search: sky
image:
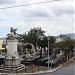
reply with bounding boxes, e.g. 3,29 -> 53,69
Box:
0,0 -> 74,37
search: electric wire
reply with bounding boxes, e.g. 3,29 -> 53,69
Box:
0,0 -> 59,9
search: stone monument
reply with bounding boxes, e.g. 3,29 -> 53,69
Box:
5,27 -> 20,66
0,28 -> 25,72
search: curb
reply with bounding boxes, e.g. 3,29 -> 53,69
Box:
0,65 -> 62,75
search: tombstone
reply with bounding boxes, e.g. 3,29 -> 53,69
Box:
40,47 -> 42,58
31,44 -> 36,55
60,50 -> 63,55
5,28 -> 20,66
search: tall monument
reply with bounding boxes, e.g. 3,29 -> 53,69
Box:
5,27 -> 20,66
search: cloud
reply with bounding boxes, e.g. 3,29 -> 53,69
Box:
29,10 -> 49,17
52,1 -> 74,15
21,0 -> 74,19
0,0 -> 15,4
32,16 -> 74,36
0,0 -> 74,37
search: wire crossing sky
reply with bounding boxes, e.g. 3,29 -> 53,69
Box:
0,0 -> 74,37
0,0 -> 60,9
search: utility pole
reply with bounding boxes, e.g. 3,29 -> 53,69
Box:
48,37 -> 50,70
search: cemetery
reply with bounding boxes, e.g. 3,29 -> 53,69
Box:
0,28 -> 75,73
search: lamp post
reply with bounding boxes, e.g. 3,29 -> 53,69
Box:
73,47 -> 75,57
67,54 -> 69,60
47,37 -> 50,70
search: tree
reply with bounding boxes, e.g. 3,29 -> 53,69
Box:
37,36 -> 48,48
18,27 -> 57,55
37,36 -> 56,48
48,36 -> 56,44
18,27 -> 45,48
55,37 -> 75,58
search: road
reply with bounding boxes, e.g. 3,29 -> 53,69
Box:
36,62 -> 75,75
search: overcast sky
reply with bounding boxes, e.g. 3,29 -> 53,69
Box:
0,0 -> 74,37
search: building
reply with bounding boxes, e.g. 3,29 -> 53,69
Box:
0,40 -> 2,49
0,37 -> 6,49
55,33 -> 75,43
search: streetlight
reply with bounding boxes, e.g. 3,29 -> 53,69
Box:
73,47 -> 75,57
47,37 -> 50,70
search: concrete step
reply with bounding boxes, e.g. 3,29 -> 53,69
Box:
0,64 -> 25,72
13,64 -> 25,71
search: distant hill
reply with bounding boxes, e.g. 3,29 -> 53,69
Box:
54,33 -> 75,39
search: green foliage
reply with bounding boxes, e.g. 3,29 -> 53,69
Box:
37,36 -> 48,48
55,38 -> 75,55
18,27 -> 45,48
0,49 -> 2,54
24,44 -> 32,49
27,27 -> 45,45
18,27 -> 56,49
37,36 -> 56,48
48,36 -> 56,44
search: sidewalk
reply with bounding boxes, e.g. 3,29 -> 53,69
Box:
0,57 -> 74,75
19,66 -> 61,75
62,57 -> 75,67
0,65 -> 62,75
18,65 -> 48,73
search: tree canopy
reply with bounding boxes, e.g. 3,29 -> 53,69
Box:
18,27 -> 56,48
55,37 -> 75,55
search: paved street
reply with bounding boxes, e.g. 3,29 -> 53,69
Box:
36,62 -> 75,75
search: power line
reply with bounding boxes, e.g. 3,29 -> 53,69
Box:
0,0 -> 59,9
